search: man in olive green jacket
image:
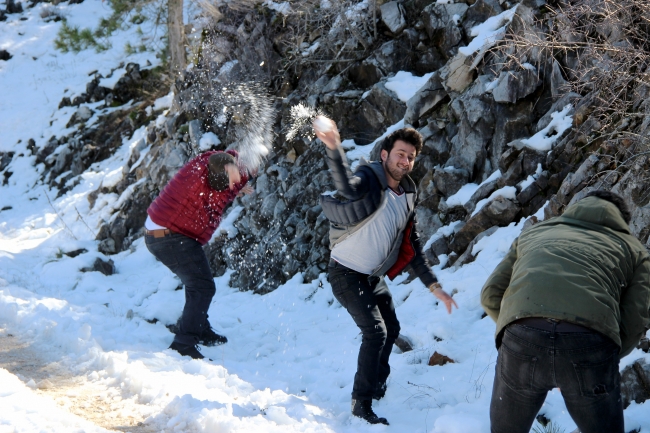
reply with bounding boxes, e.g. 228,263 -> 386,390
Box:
481,190 -> 650,433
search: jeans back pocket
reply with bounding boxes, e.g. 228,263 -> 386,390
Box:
500,342 -> 538,392
572,349 -> 619,398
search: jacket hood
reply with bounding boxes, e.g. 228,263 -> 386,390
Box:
561,196 -> 631,234
358,159 -> 416,193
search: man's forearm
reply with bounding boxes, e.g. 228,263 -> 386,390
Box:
325,146 -> 363,199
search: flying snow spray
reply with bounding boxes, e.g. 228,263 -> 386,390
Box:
220,83 -> 276,174
285,103 -> 330,142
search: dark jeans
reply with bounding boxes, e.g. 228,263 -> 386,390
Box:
145,232 -> 216,346
490,322 -> 623,433
328,261 -> 401,400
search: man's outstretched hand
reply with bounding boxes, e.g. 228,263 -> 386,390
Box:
429,282 -> 458,314
312,116 -> 341,150
237,184 -> 254,197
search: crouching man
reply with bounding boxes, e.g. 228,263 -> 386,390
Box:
314,117 -> 457,425
145,150 -> 253,360
481,190 -> 650,433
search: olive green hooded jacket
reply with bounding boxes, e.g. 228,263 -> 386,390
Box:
481,196 -> 650,357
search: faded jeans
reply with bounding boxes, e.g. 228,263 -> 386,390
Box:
328,260 -> 401,400
490,322 -> 623,433
145,232 -> 216,346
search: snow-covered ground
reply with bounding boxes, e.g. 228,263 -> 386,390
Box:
1,1 -> 650,432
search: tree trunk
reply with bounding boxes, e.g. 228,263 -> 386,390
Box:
168,0 -> 186,76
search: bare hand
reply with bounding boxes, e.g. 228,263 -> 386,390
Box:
225,163 -> 241,190
237,184 -> 254,197
429,283 -> 458,314
312,116 -> 341,150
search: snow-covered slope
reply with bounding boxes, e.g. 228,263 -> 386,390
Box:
1,2 -> 649,432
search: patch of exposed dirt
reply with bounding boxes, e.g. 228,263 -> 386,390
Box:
0,329 -> 158,433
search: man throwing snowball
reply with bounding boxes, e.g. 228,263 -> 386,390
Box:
314,117 -> 457,425
145,150 -> 253,360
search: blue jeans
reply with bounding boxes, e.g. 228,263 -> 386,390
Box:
145,232 -> 216,346
490,322 -> 623,433
328,261 -> 401,400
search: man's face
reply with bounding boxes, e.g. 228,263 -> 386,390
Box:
381,140 -> 417,183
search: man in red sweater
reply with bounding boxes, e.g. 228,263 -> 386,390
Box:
145,150 -> 252,359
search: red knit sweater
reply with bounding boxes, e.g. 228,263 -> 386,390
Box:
147,150 -> 248,245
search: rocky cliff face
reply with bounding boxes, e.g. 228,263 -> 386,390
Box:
10,0 -> 648,295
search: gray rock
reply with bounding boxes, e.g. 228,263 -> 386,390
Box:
462,0 -> 503,37
358,99 -> 387,132
521,215 -> 540,232
626,205 -> 650,248
434,166 -> 470,197
53,146 -> 73,176
82,258 -> 116,276
423,132 -> 451,162
621,359 -> 650,408
423,3 -> 469,40
425,235 -> 450,265
395,334 -> 414,353
380,1 -> 407,34
492,68 -> 541,104
464,179 -> 499,214
498,146 -> 522,173
453,226 -> 498,268
5,0 -> 23,14
66,106 -> 94,128
422,2 -> 468,55
310,75 -> 330,94
0,151 -> 13,172
98,238 -> 116,255
404,73 -> 448,126
322,75 -> 344,93
440,52 -> 474,93
521,148 -> 546,176
273,198 -> 287,220
517,171 -> 548,205
163,148 -> 187,171
446,78 -> 495,177
550,59 -> 569,99
450,196 -> 520,253
556,155 -> 599,205
260,192 -> 280,220
416,206 -> 443,244
414,47 -> 446,74
536,92 -> 580,133
188,119 -> 202,148
489,103 -> 533,171
498,152 -> 524,187
348,59 -> 384,89
373,40 -> 413,76
76,106 -> 94,121
365,81 -> 407,126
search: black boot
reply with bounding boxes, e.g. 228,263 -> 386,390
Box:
351,399 -> 389,425
169,342 -> 206,360
373,382 -> 387,400
200,327 -> 228,346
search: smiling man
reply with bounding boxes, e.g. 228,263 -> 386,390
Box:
314,118 -> 457,425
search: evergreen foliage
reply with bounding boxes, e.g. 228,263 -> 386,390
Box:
54,0 -> 158,53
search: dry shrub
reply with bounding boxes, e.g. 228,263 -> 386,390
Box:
491,0 -> 650,183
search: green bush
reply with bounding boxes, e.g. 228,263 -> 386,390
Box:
54,0 -> 150,53
54,21 -> 111,53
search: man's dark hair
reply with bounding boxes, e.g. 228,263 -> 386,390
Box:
208,152 -> 236,191
584,190 -> 632,224
380,128 -> 423,162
